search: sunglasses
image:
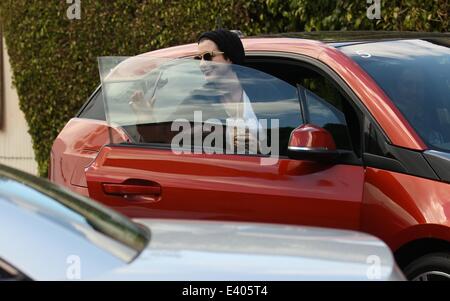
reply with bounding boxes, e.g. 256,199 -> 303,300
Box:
194,51 -> 224,61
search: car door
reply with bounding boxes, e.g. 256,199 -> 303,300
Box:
85,56 -> 364,230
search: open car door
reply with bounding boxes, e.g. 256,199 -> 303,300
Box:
85,55 -> 364,230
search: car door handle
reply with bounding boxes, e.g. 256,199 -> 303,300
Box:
102,183 -> 161,196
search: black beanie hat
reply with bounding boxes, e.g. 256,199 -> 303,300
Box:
198,29 -> 245,65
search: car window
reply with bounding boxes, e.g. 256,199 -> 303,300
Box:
339,39 -> 450,152
300,76 -> 355,151
99,56 -> 361,157
246,59 -> 358,153
0,164 -> 149,263
99,57 -> 303,157
78,88 -> 106,121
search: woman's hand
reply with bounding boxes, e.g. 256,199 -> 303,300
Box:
129,90 -> 156,112
129,90 -> 157,123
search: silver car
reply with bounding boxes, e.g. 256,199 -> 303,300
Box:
0,164 -> 404,281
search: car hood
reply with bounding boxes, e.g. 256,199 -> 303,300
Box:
95,219 -> 404,281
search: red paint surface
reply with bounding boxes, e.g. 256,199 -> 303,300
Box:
361,167 -> 450,250
86,146 -> 364,229
289,124 -> 337,150
50,118 -> 128,191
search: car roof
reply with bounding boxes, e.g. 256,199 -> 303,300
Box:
253,30 -> 450,45
142,31 -> 450,58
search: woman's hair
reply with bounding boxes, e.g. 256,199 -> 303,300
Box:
198,29 -> 245,65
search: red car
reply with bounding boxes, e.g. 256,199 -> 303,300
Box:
51,32 -> 450,280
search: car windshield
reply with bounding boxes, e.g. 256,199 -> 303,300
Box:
0,164 -> 149,262
338,38 -> 450,152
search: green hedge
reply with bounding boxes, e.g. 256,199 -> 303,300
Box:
0,0 -> 447,176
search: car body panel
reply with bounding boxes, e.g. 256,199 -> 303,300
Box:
51,118 -> 128,195
96,219 -> 404,281
85,145 -> 364,229
361,167 -> 450,250
0,183 -> 126,281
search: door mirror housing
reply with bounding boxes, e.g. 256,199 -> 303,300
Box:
287,124 -> 340,162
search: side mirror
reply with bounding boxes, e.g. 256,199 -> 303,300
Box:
287,124 -> 339,162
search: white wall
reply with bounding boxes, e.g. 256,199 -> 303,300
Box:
0,37 -> 38,175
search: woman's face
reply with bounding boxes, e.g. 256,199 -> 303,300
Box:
197,39 -> 232,82
197,39 -> 229,63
